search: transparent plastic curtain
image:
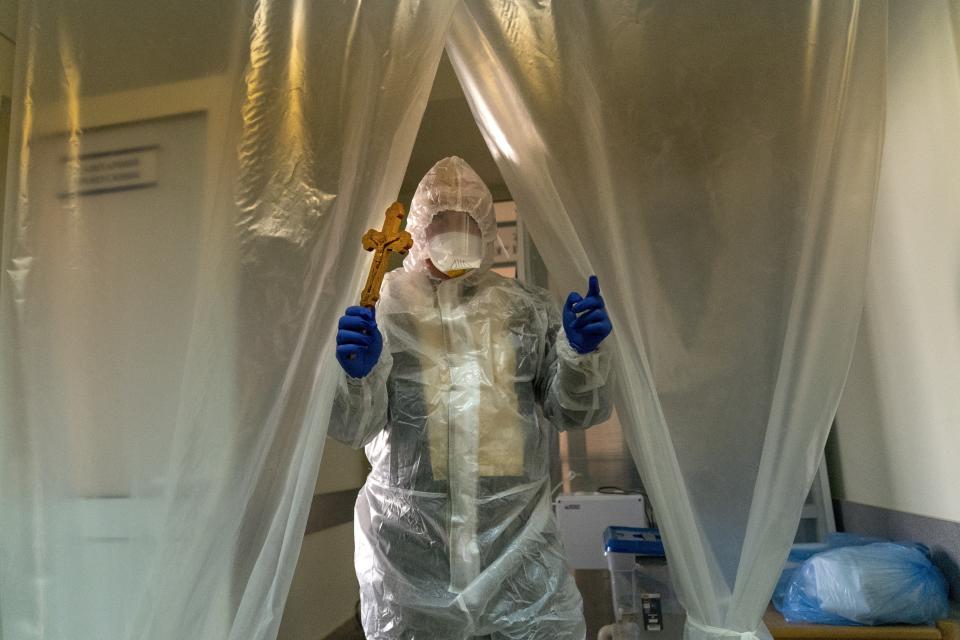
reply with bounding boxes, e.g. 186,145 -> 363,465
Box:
446,2 -> 886,639
0,1 -> 455,639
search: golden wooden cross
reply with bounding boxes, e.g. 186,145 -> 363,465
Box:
360,202 -> 413,308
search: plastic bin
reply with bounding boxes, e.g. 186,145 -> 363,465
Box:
604,526 -> 685,640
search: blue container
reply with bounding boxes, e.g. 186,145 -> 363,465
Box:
604,526 -> 666,557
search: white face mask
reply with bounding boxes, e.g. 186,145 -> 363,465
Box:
427,230 -> 484,274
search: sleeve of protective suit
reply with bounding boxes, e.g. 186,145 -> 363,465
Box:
535,296 -> 614,430
326,348 -> 393,449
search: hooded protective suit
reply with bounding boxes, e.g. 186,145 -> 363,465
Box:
329,157 -> 614,639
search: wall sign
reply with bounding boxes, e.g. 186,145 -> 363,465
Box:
59,145 -> 159,198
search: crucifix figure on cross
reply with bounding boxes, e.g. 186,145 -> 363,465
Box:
359,202 -> 413,308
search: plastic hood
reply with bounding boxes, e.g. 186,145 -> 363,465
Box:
403,156 -> 497,281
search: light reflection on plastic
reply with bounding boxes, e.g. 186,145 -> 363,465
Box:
285,0 -> 307,141
476,96 -> 518,164
801,0 -> 823,121
462,80 -> 519,164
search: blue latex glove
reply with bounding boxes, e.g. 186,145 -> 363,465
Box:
563,275 -> 613,354
336,306 -> 383,378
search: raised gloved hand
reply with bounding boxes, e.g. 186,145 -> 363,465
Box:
336,306 -> 383,378
563,275 -> 613,354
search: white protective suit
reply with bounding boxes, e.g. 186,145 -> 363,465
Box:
329,157 -> 614,639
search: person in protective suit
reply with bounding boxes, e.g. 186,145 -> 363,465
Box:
329,156 -> 614,640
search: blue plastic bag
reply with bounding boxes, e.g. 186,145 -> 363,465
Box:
774,542 -> 949,626
774,534 -> 893,608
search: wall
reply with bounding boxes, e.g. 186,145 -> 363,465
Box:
830,0 -> 960,596
832,0 -> 960,525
